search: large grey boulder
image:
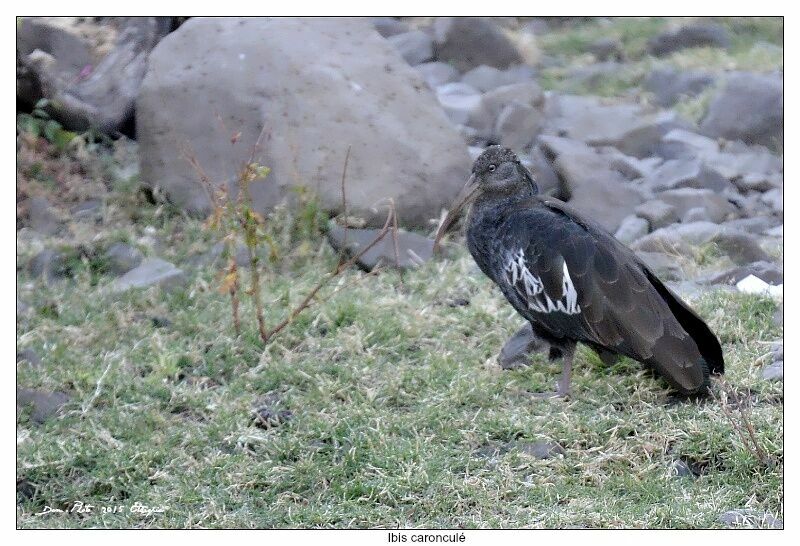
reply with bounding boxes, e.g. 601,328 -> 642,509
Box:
432,17 -> 523,72
700,72 -> 783,148
17,17 -> 171,133
137,18 -> 471,229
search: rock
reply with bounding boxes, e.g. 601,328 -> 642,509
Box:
28,249 -> 68,282
436,82 -> 483,126
414,61 -> 460,89
23,196 -> 61,236
109,257 -> 186,293
105,242 -> 143,275
682,207 -> 712,223
494,102 -> 541,151
644,159 -> 730,192
615,215 -> 650,245
433,17 -> 523,72
527,144 -> 561,197
603,149 -> 662,180
760,360 -> 782,381
70,199 -> 103,220
252,406 -> 293,429
700,72 -> 783,148
138,18 -> 471,229
498,322 -> 549,369
17,17 -> 171,133
773,304 -> 783,327
461,65 -> 508,92
704,261 -> 782,286
470,81 -> 544,134
670,459 -> 696,478
327,225 -> 433,272
647,23 -> 730,56
771,342 -> 783,363
516,441 -> 565,460
634,222 -> 769,266
760,188 -> 783,214
736,275 -> 782,298
539,136 -> 644,233
16,349 -> 41,367
543,94 -> 679,158
635,251 -> 684,282
371,17 -> 409,38
722,216 -> 781,235
733,172 -> 782,193
388,30 -> 434,66
17,298 -> 31,316
656,188 -> 735,223
634,200 -> 678,230
644,68 -> 714,107
718,509 -> 782,529
666,280 -> 735,301
588,37 -> 623,61
765,225 -> 782,238
564,62 -> 623,91
16,388 -> 70,424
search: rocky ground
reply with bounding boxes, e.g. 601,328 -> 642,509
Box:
17,17 -> 782,529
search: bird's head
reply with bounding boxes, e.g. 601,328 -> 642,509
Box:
434,146 -> 537,251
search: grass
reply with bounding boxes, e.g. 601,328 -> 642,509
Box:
17,205 -> 784,527
537,17 -> 783,101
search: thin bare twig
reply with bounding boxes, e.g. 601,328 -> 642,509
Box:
337,147 -> 352,271
261,205 -> 396,345
712,381 -> 770,466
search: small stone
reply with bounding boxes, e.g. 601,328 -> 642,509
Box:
517,441 -> 565,460
588,37 -> 623,61
371,17 -> 409,38
682,207 -> 712,223
435,82 -> 482,126
494,101 -> 541,151
773,304 -> 783,327
433,17 -> 523,72
498,322 -> 549,369
656,188 -> 735,224
736,275 -> 782,298
24,197 -> 61,236
760,188 -> 783,213
388,30 -> 434,66
635,200 -> 678,230
17,298 -> 30,316
761,361 -> 783,381
105,242 -> 144,275
644,68 -> 714,107
109,258 -> 187,293
16,388 -> 70,424
718,509 -> 783,529
27,249 -> 69,282
704,261 -> 782,286
670,459 -> 696,478
414,61 -> 460,89
70,199 -> 103,220
635,251 -> 684,281
252,406 -> 293,429
16,349 -> 41,367
647,23 -> 730,56
615,215 -> 650,245
644,159 -> 730,193
461,65 -> 507,92
327,225 -> 434,272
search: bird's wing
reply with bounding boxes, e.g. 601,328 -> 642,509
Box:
496,198 -> 720,392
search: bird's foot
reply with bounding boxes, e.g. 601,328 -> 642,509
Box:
528,389 -> 570,400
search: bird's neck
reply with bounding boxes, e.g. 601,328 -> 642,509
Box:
469,186 -> 535,226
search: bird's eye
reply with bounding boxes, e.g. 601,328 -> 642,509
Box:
488,164 -> 496,172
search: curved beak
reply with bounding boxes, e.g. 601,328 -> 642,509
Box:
433,173 -> 480,254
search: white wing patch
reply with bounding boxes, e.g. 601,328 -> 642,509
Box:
504,249 -> 581,315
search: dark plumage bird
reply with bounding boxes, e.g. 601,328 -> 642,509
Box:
434,146 -> 724,397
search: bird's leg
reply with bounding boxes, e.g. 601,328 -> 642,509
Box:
530,343 -> 575,400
